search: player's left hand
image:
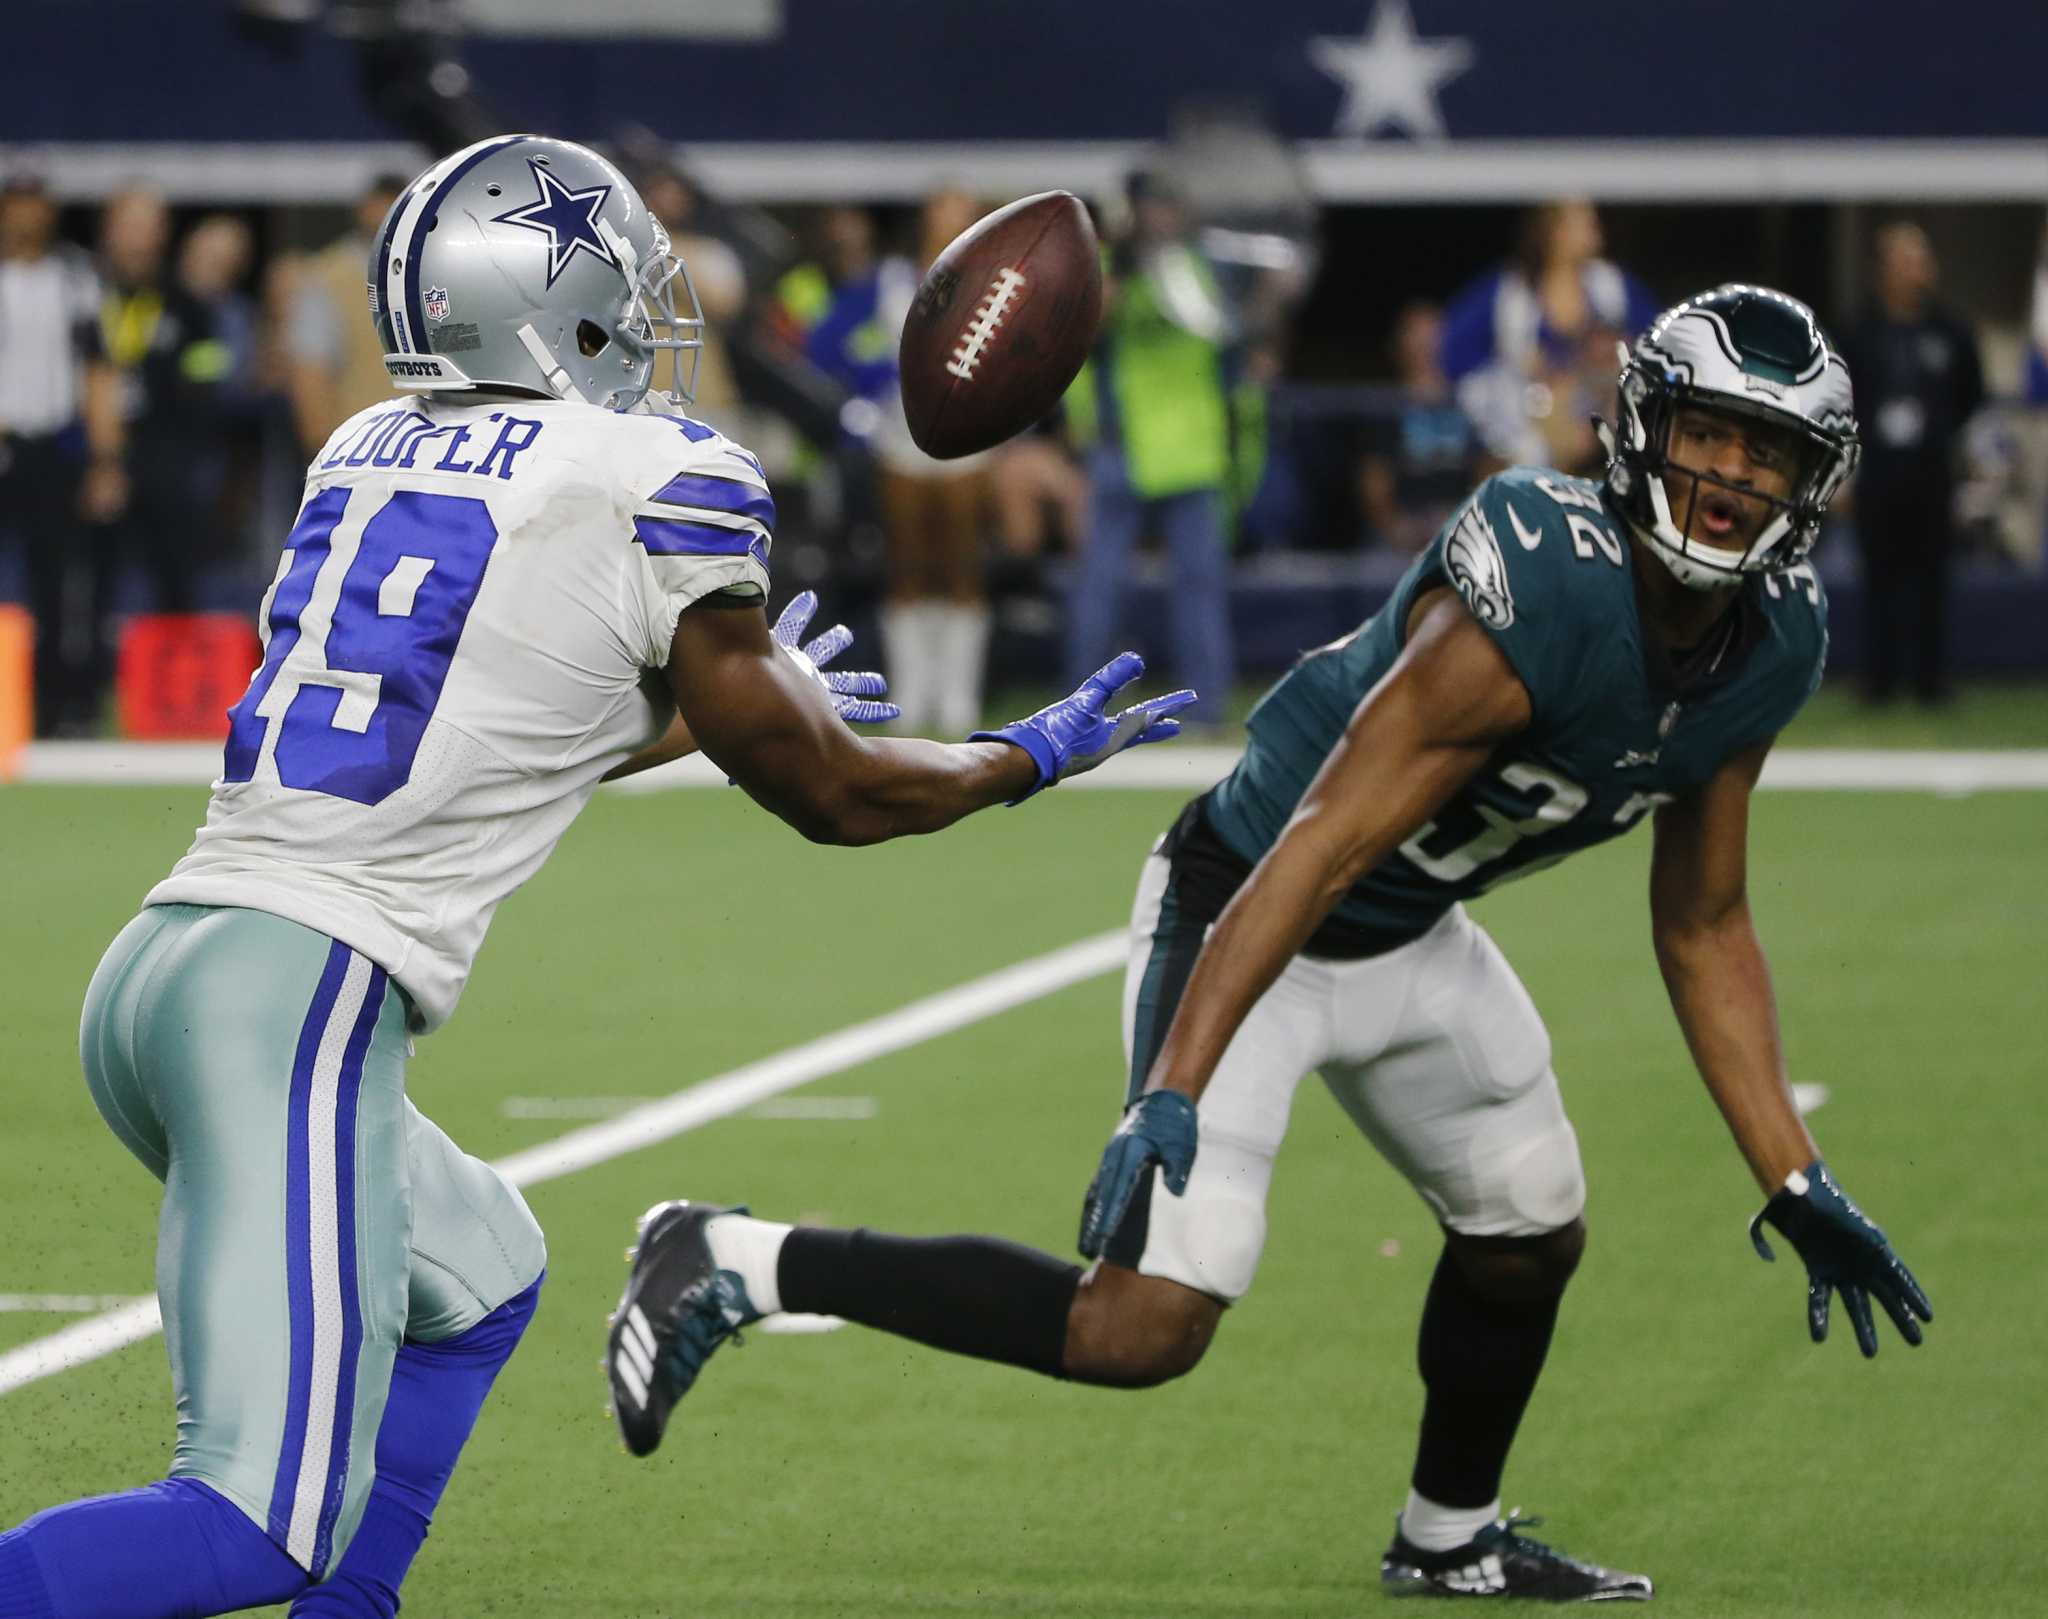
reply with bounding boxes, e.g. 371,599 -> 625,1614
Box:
1078,1089 -> 1199,1260
772,591 -> 900,726
972,652 -> 1196,802
1749,1159 -> 1932,1357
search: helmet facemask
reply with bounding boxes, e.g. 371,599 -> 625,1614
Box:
1622,382 -> 1851,585
555,219 -> 704,412
608,221 -> 704,411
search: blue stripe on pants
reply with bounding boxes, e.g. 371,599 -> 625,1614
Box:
313,962 -> 386,1577
267,941 -> 351,1547
265,941 -> 387,1577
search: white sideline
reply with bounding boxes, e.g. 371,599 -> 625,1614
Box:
0,931 -> 1126,1400
13,741 -> 2048,793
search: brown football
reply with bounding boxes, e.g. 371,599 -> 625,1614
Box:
898,191 -> 1103,460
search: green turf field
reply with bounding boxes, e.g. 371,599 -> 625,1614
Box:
2,779 -> 2044,1616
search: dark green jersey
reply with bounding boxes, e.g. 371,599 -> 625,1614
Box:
1204,466 -> 1827,953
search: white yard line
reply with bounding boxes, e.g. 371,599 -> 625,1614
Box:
0,931 -> 1125,1400
0,1299 -> 165,1395
17,742 -> 2048,793
500,1095 -> 880,1122
0,1294 -> 151,1313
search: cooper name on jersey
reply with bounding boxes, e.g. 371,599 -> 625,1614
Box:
320,406 -> 545,482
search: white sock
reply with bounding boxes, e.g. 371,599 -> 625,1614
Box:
934,604 -> 990,736
916,601 -> 960,732
703,1213 -> 792,1315
883,601 -> 952,733
881,603 -> 930,733
1399,1489 -> 1501,1553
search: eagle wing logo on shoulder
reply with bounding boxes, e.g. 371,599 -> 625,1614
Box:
1445,501 -> 1515,629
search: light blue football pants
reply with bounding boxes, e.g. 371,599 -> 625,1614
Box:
78,904 -> 547,1580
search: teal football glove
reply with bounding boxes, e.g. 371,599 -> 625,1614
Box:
1078,1090 -> 1199,1259
773,590 -> 900,725
1749,1160 -> 1932,1357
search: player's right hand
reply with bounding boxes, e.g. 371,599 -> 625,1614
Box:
1748,1160 -> 1932,1357
1078,1089 -> 1199,1259
772,590 -> 900,726
971,652 -> 1195,801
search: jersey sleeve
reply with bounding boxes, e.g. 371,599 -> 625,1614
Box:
624,419 -> 775,666
1426,470 -> 1612,733
1746,564 -> 1830,745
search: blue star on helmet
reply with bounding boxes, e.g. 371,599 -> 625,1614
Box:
491,159 -> 616,288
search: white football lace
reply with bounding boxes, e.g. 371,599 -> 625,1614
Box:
946,267 -> 1028,381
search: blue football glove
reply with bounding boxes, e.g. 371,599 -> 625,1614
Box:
1749,1160 -> 1932,1358
1078,1090 -> 1199,1259
772,590 -> 900,726
971,652 -> 1196,802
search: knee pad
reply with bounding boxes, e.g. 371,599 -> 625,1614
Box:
1501,1122 -> 1587,1234
1461,1096 -> 1586,1238
1127,1140 -> 1270,1304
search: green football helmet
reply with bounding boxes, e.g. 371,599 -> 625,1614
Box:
1600,284 -> 1859,590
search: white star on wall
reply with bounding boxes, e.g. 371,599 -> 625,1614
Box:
1309,0 -> 1476,141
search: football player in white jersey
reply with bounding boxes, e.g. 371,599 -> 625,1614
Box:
0,136 -> 1192,1619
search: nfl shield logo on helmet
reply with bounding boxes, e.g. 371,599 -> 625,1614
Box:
424,286 -> 451,322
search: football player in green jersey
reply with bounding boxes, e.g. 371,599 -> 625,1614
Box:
612,286 -> 1931,1603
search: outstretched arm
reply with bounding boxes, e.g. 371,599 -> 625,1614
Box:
666,600 -> 1190,845
1145,589 -> 1531,1104
603,591 -> 897,782
667,600 -> 1030,843
1648,742 -> 1814,1192
1650,744 -> 1931,1355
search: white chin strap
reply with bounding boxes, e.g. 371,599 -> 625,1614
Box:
516,324 -> 591,405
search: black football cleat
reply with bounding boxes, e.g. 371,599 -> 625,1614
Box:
1381,1512 -> 1653,1602
607,1200 -> 761,1458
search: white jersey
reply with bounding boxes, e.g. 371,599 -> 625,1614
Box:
150,395 -> 773,1030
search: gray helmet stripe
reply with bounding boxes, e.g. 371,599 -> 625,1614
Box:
397,133 -> 531,354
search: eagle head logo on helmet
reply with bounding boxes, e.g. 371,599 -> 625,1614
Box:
1598,284 -> 1860,592
367,134 -> 704,413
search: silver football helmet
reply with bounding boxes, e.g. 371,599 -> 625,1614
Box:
368,134 -> 702,411
1600,283 -> 1859,590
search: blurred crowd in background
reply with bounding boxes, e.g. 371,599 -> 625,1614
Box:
4,147 -> 2046,740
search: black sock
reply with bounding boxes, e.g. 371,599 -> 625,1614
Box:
778,1227 -> 1082,1378
1410,1246 -> 1565,1509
